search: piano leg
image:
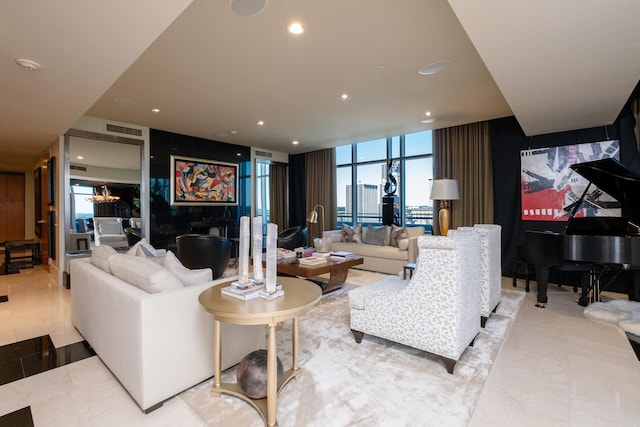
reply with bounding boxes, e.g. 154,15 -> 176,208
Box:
534,264 -> 550,307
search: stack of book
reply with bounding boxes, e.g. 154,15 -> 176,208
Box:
221,282 -> 283,301
330,251 -> 356,262
298,256 -> 327,266
276,248 -> 296,260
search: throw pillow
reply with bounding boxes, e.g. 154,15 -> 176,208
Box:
389,225 -> 409,247
363,225 -> 387,246
398,239 -> 409,251
90,244 -> 118,273
163,250 -> 212,286
341,224 -> 362,243
109,254 -> 183,293
127,238 -> 159,257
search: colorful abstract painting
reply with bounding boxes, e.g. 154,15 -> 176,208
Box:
521,140 -> 620,221
170,155 -> 238,205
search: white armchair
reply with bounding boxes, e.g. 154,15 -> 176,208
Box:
458,224 -> 502,326
348,229 -> 481,374
473,224 -> 502,327
93,217 -> 128,249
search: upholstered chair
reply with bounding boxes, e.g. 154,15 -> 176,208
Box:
348,229 -> 481,374
457,224 -> 502,327
474,224 -> 502,326
93,217 -> 128,249
277,226 -> 307,250
176,234 -> 231,279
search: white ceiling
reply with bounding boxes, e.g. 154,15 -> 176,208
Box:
1,0 -> 639,172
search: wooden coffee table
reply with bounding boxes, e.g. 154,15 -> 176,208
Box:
274,256 -> 363,294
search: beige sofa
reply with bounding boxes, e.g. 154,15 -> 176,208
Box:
322,226 -> 425,275
71,250 -> 265,412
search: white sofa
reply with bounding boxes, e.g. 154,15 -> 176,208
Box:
322,226 -> 425,274
70,252 -> 265,412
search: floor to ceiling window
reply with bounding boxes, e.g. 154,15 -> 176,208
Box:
255,161 -> 270,226
336,130 -> 434,231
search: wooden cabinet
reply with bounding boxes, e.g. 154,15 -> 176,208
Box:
0,173 -> 25,242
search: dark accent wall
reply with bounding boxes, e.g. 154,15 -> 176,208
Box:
149,129 -> 251,249
491,102 -> 639,276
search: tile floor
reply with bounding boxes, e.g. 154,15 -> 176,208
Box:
0,265 -> 638,426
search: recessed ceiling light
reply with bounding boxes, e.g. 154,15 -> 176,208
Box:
292,140 -> 300,145
114,97 -> 136,107
339,93 -> 351,101
15,58 -> 42,71
76,156 -> 84,160
418,60 -> 450,75
424,111 -> 432,117
257,120 -> 265,126
236,152 -> 242,156
151,108 -> 160,113
288,22 -> 304,34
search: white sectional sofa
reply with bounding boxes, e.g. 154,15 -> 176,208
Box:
70,246 -> 265,412
322,225 -> 425,275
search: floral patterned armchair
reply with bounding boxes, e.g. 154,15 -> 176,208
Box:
470,224 -> 502,327
348,229 -> 481,374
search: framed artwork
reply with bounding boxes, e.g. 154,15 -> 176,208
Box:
520,140 -> 620,221
170,155 -> 238,206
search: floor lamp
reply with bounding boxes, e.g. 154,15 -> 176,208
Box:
306,204 -> 325,239
430,179 -> 459,236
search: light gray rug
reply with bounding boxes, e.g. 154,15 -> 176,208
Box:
178,274 -> 524,427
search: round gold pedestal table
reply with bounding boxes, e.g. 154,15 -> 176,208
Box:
198,276 -> 321,426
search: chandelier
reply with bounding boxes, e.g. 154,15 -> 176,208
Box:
86,185 -> 120,204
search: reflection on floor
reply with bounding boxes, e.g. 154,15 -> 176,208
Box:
0,335 -> 95,387
0,265 -> 639,426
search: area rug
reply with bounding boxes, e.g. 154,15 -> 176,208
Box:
178,278 -> 525,427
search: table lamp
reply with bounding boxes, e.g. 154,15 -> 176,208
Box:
430,179 -> 459,236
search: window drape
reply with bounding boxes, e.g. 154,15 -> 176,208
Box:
433,121 -> 494,234
305,149 -> 336,244
269,163 -> 288,229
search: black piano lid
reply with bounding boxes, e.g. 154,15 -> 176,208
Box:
570,158 -> 640,212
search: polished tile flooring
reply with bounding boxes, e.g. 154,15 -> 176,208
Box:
0,266 -> 639,426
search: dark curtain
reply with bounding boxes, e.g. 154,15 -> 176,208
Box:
269,163 -> 288,229
433,121 -> 494,234
305,149 -> 336,243
491,100 -> 639,276
288,154 -> 306,227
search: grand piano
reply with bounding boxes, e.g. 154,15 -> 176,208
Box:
523,158 -> 640,307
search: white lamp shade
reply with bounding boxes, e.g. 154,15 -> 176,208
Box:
430,179 -> 459,200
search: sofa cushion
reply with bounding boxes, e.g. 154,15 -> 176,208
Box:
163,250 -> 212,286
91,244 -> 118,273
109,254 -> 183,293
98,221 -> 123,235
330,242 -> 409,261
389,225 -> 409,247
341,224 -> 362,243
364,225 -> 387,246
